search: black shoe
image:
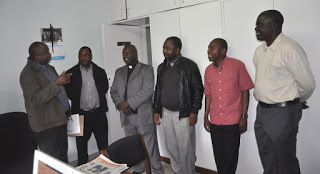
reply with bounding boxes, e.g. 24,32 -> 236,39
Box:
132,172 -> 141,174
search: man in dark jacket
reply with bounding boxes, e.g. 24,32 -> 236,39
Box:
153,36 -> 204,174
65,46 -> 109,166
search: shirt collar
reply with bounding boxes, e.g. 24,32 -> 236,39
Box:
80,63 -> 92,71
127,61 -> 138,69
35,61 -> 47,70
166,55 -> 181,67
262,33 -> 284,51
213,56 -> 228,69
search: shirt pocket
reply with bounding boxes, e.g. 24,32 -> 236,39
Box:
268,64 -> 290,84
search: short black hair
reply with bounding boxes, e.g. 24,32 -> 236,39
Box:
165,36 -> 182,50
261,10 -> 284,29
124,44 -> 137,53
213,38 -> 228,52
78,46 -> 92,56
29,41 -> 45,58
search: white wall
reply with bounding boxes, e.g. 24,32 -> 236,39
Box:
275,1 -> 320,173
0,0 -> 108,162
150,0 -> 320,173
1,0 -> 320,172
223,0 -> 273,173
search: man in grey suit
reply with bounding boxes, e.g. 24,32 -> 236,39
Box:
110,44 -> 164,174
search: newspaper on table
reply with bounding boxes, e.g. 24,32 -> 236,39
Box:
76,154 -> 128,174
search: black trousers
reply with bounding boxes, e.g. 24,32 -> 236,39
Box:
33,124 -> 68,163
210,124 -> 240,174
76,109 -> 108,165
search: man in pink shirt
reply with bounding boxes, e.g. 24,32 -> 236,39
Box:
204,38 -> 254,174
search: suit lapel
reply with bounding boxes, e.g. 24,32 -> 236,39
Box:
121,66 -> 128,85
128,62 -> 141,83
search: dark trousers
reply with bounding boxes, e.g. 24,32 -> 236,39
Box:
254,103 -> 302,174
210,124 -> 240,174
33,124 -> 68,163
76,109 -> 108,165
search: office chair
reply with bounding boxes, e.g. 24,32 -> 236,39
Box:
0,112 -> 37,174
100,134 -> 152,174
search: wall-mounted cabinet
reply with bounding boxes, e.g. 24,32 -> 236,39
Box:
126,0 -> 149,19
109,0 -> 127,22
149,0 -> 180,14
109,0 -> 216,23
109,0 -> 149,23
149,0 -> 215,14
180,0 -> 214,8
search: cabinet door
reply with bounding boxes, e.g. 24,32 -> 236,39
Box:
149,10 -> 181,69
180,0 -> 213,7
179,1 -> 222,169
149,10 -> 180,158
179,1 -> 222,72
224,0 -> 273,74
149,0 -> 180,14
223,0 -> 273,173
126,0 -> 149,19
109,0 -> 127,22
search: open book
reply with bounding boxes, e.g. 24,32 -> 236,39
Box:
76,154 -> 128,174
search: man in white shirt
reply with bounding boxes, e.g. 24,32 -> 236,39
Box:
253,10 -> 315,174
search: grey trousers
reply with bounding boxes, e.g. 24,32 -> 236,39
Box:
123,122 -> 164,174
254,103 -> 302,174
162,108 -> 196,174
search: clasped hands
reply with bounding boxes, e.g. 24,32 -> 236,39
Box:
118,100 -> 134,115
154,112 -> 198,126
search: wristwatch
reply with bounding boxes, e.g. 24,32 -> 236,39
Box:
241,113 -> 248,118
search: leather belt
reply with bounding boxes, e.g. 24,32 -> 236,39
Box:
80,107 -> 100,113
259,98 -> 300,108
